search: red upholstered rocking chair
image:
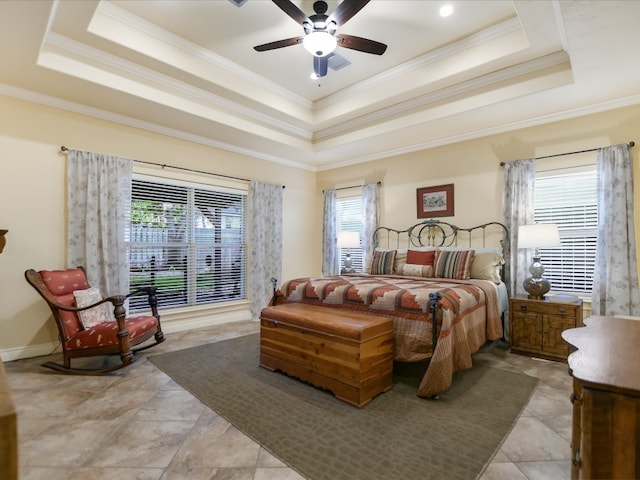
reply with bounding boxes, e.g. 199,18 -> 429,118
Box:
25,266 -> 165,375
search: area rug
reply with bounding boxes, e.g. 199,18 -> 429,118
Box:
149,334 -> 537,480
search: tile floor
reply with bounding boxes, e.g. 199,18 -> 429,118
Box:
4,320 -> 573,480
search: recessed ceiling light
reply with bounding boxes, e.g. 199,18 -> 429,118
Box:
439,4 -> 454,17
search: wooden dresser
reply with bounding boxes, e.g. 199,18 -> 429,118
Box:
562,316 -> 640,480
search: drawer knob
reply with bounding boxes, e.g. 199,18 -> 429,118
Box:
559,308 -> 566,315
570,392 -> 583,404
520,304 -> 527,312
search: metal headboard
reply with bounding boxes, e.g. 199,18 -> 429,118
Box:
373,219 -> 509,252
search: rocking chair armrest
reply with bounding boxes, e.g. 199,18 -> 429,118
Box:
125,286 -> 157,299
125,286 -> 160,318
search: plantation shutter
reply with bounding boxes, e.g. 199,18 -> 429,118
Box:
534,168 -> 597,293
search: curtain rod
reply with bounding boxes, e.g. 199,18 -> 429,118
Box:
323,181 -> 381,193
59,146 -> 285,188
499,141 -> 635,166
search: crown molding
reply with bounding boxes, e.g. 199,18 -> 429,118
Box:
314,51 -> 571,141
0,83 -> 315,172
45,31 -> 313,138
317,92 -> 640,171
315,16 -> 523,111
94,0 -> 312,110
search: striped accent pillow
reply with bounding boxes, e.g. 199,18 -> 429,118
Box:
370,250 -> 396,275
434,249 -> 476,280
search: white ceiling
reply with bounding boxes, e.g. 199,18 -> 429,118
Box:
1,0 -> 639,170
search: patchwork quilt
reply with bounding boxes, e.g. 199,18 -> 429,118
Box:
276,274 -> 503,397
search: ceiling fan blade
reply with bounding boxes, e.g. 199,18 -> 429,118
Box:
254,36 -> 304,52
327,0 -> 370,27
272,0 -> 310,26
336,34 -> 387,55
314,56 -> 328,78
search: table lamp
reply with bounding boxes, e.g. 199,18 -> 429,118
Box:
518,223 -> 560,299
337,231 -> 360,273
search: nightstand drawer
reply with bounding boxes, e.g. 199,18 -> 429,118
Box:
511,300 -> 578,317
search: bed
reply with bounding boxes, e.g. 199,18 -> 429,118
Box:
272,219 -> 509,398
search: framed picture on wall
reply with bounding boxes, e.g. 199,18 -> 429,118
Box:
417,183 -> 454,218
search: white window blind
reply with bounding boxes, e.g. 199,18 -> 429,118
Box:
126,177 -> 247,310
336,195 -> 364,272
534,168 -> 597,293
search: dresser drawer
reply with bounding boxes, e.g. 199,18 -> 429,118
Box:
511,300 -> 577,317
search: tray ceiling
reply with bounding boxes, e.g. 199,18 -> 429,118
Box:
1,0 -> 639,170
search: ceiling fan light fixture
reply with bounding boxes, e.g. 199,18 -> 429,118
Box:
439,4 -> 454,17
303,31 -> 337,57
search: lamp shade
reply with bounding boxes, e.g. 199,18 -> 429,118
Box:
518,224 -> 560,249
337,231 -> 360,248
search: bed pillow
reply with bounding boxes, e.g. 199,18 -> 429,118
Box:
370,249 -> 396,275
470,252 -> 505,284
407,249 -> 436,266
401,264 -> 434,278
73,287 -> 114,329
393,250 -> 407,274
434,249 -> 476,280
366,248 -> 393,274
438,246 -> 502,255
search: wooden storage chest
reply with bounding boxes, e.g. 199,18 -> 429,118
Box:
260,303 -> 394,407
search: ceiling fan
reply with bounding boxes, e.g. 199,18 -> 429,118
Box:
253,0 -> 387,78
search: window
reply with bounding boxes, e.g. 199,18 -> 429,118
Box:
534,167 -> 597,293
126,176 -> 247,310
336,194 -> 364,272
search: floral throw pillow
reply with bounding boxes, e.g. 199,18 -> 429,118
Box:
73,287 -> 114,329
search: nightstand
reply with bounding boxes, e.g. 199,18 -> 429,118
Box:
509,294 -> 583,362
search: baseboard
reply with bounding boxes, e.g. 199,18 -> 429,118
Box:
0,342 -> 60,363
1,302 -> 255,362
160,302 -> 254,333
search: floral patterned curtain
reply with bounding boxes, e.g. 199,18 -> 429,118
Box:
502,159 -> 535,298
362,182 -> 380,268
592,143 -> 640,316
322,189 -> 337,276
67,149 -> 132,295
249,181 -> 283,319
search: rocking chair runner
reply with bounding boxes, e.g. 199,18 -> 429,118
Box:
25,266 -> 165,374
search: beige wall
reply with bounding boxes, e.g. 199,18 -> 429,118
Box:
317,104 -> 640,321
317,104 -> 640,230
0,95 -> 319,359
2,93 -> 639,360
